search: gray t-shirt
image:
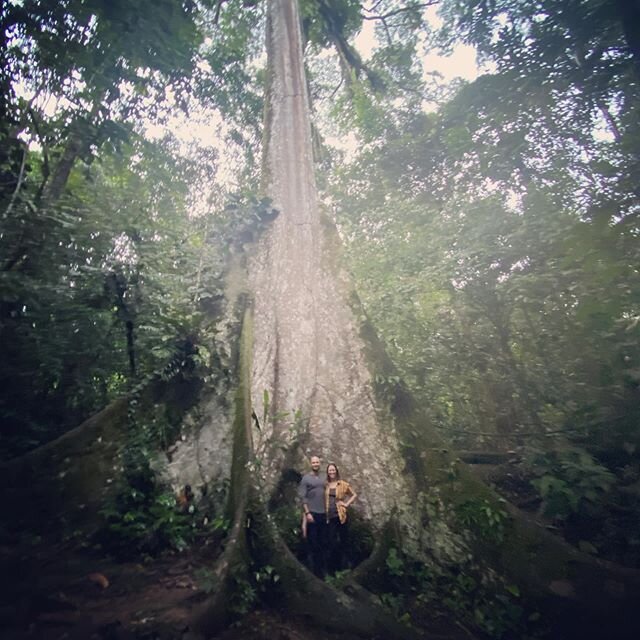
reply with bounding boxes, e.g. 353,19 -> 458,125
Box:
298,472 -> 325,513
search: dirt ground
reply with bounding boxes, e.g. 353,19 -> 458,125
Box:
0,533 -> 480,640
0,536 -> 380,640
0,535 -> 213,640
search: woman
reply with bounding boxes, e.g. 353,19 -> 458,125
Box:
324,462 -> 357,573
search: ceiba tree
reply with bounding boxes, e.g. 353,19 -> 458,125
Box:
4,1 -> 640,638
178,1 -> 640,635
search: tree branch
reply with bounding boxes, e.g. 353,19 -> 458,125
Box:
328,76 -> 344,101
213,0 -> 227,25
378,15 -> 393,47
361,2 -> 438,22
362,0 -> 387,13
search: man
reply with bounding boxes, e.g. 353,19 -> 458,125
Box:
298,455 -> 326,577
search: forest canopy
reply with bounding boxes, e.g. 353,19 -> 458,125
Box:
1,0 -> 639,638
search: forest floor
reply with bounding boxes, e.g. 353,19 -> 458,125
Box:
0,534 -> 338,640
0,533 -> 214,640
2,458 -> 637,640
0,532 -> 479,640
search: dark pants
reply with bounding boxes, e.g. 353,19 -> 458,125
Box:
326,517 -> 348,574
306,512 -> 326,577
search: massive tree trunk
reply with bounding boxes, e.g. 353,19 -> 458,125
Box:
193,0 -> 419,633
250,0 -> 410,523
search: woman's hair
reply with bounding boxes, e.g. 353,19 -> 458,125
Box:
326,463 -> 340,480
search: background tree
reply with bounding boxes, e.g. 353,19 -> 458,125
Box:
329,0 -> 640,563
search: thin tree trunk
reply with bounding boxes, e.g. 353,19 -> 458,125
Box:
3,144 -> 27,218
615,0 -> 640,82
39,123 -> 88,208
126,320 -> 136,377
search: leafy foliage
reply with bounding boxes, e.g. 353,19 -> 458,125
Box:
0,132 -> 224,457
327,0 -> 640,567
530,448 -> 615,520
456,498 -> 510,543
99,487 -> 196,558
376,545 -> 532,639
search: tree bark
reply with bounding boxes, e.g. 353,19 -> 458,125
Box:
193,309 -> 415,639
195,1 -> 424,632
39,126 -> 87,208
251,0 -> 411,522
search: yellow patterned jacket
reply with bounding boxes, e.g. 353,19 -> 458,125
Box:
324,480 -> 356,524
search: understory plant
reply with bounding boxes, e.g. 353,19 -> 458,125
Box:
99,469 -> 198,558
529,447 -> 615,520
376,546 -> 539,639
